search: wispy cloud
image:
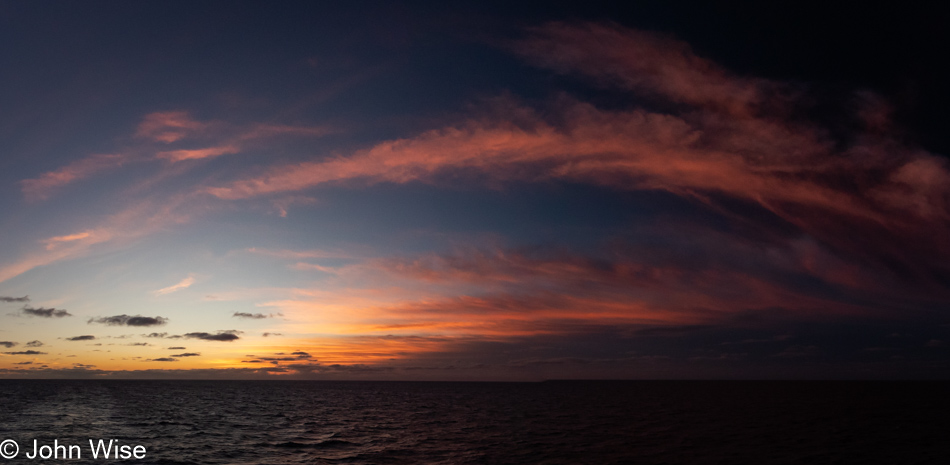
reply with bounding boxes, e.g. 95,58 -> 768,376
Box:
246,247 -> 353,259
204,22 -> 949,297
0,296 -> 29,303
135,111 -> 209,143
156,145 -> 240,162
43,231 -> 98,251
20,153 -> 129,201
0,195 -> 195,285
153,276 -> 196,296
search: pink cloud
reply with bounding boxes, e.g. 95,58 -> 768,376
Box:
0,194 -> 198,284
152,275 -> 197,296
203,22 -> 949,291
135,111 -> 209,143
513,22 -> 769,116
157,145 -> 241,162
20,153 -> 129,201
237,124 -> 338,141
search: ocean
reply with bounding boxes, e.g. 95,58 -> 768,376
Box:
0,380 -> 947,464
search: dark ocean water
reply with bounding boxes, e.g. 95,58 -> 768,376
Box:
0,380 -> 947,464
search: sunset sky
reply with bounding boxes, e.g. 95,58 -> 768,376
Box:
1,2 -> 949,379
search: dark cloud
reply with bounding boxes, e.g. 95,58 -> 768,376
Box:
22,306 -> 71,318
65,335 -> 96,341
143,332 -> 182,339
243,351 -> 314,363
0,296 -> 29,303
2,350 -> 46,355
126,342 -> 150,346
25,340 -> 43,347
171,353 -> 201,357
262,332 -> 282,337
0,341 -> 16,348
14,361 -> 32,365
89,315 -> 168,327
168,346 -> 186,350
184,330 -> 242,342
147,358 -> 178,362
232,312 -> 279,319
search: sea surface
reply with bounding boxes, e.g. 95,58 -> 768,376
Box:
0,380 -> 947,464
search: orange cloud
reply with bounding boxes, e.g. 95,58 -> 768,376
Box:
252,239 -> 896,353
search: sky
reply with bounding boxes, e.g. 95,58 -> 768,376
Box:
1,1 -> 949,380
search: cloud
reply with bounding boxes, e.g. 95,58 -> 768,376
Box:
171,353 -> 201,357
232,312 -> 279,319
168,346 -> 186,350
0,196 -> 193,285
0,342 -> 16,348
88,315 -> 169,327
0,296 -> 29,303
242,351 -> 314,363
65,335 -> 96,341
43,231 -> 96,251
21,306 -> 72,318
135,111 -> 209,143
262,332 -> 282,337
203,22 -> 949,299
4,23 -> 949,380
184,330 -> 242,342
237,123 -> 337,141
271,195 -> 319,218
147,358 -> 178,362
513,22 -> 768,115
157,145 -> 240,162
246,247 -> 353,260
136,111 -> 335,164
153,276 -> 196,296
2,350 -> 46,355
20,153 -> 129,201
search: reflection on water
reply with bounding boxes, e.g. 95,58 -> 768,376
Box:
0,380 -> 947,464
